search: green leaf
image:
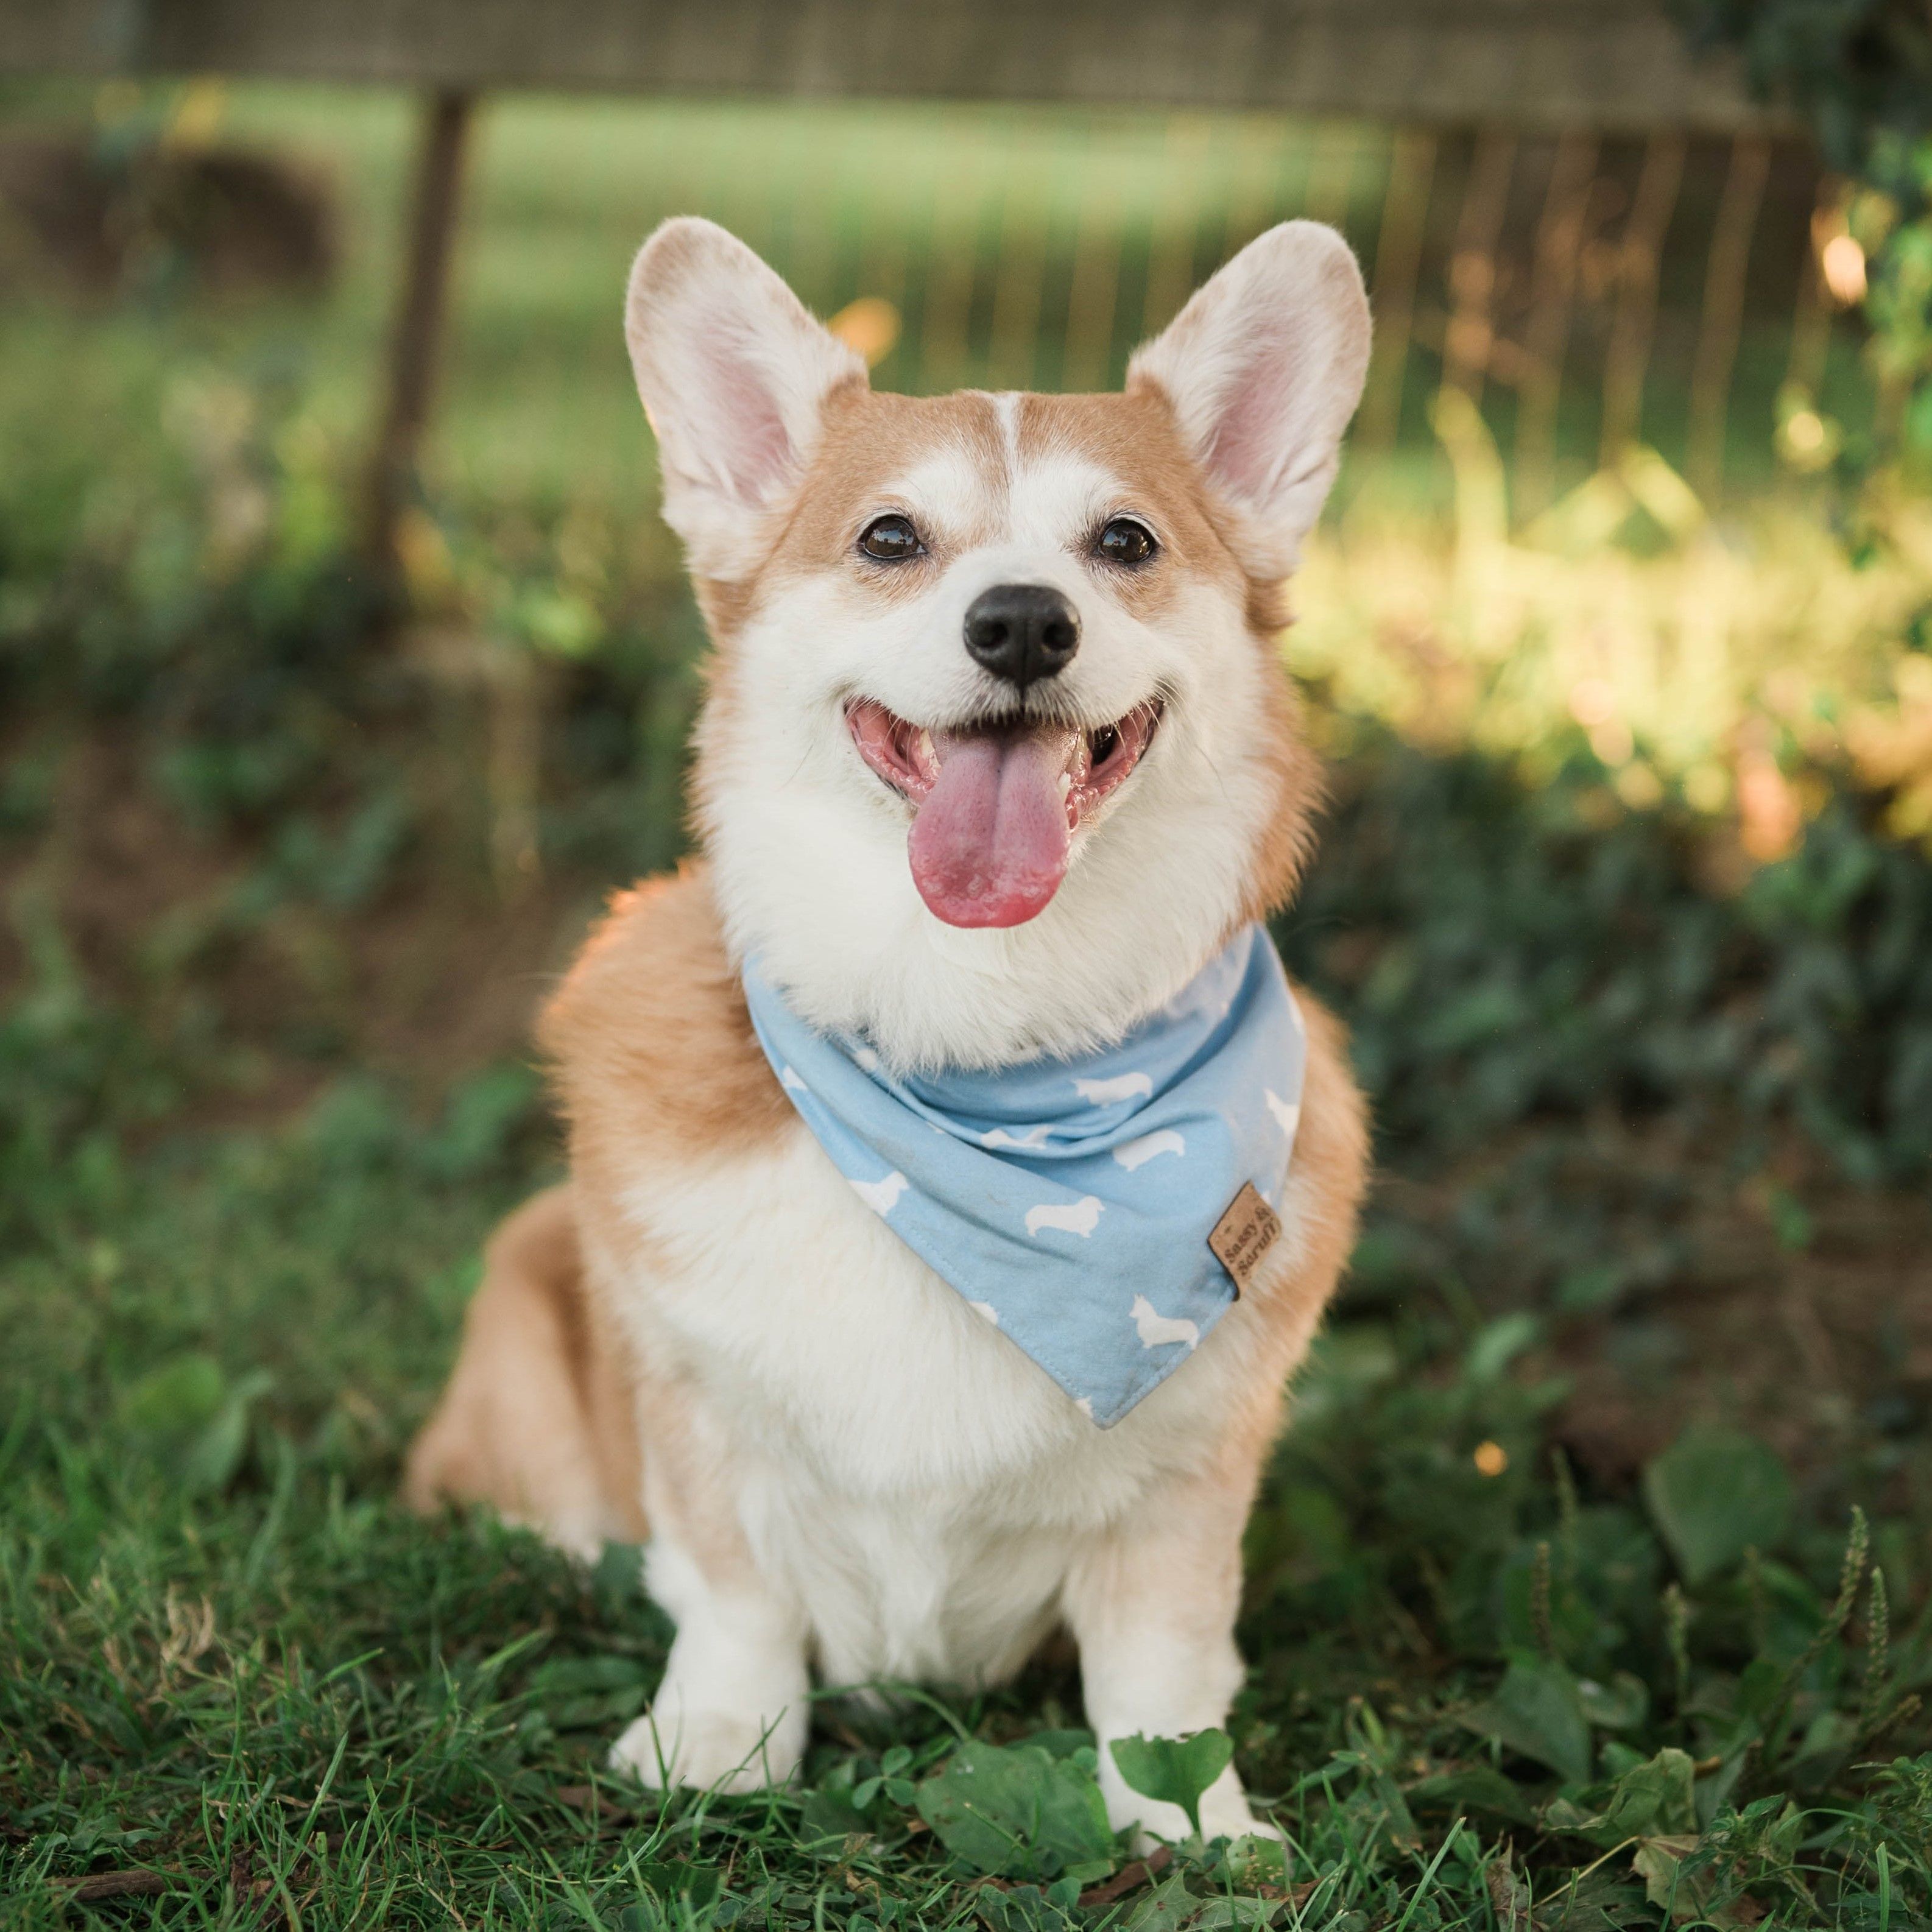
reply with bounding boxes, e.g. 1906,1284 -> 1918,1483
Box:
1643,1426 -> 1793,1585
1461,1655 -> 1592,1785
1192,1899 -> 1281,1930
1734,1654 -> 1786,1721
529,1654 -> 650,1696
122,1352 -> 227,1437
1218,1833 -> 1289,1891
528,1653 -> 654,1730
177,1369 -> 271,1495
973,1885 -> 1062,1932
1465,1311 -> 1541,1382
1598,1749 -> 1699,1842
1631,1835 -> 1704,1922
1027,1728 -> 1097,1760
1123,1874 -> 1200,1931
122,1355 -> 271,1495
797,1788 -> 872,1854
1576,1672 -> 1649,1730
1108,1729 -> 1233,1839
914,1741 -> 1114,1881
1544,1748 -> 1706,1854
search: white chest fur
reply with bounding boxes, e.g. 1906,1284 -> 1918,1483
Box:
608,1120 -> 1300,1687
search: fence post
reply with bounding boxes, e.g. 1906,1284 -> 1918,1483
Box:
362,88 -> 476,587
1600,133 -> 1686,467
1358,130 -> 1437,454
1441,130 -> 1518,409
1687,132 -> 1771,504
1515,132 -> 1601,518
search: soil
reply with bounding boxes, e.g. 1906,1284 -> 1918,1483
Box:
2,724 -> 597,1127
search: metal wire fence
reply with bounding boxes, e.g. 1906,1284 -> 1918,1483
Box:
601,103 -> 1866,509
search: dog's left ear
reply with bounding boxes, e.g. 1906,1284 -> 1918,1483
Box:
1128,220 -> 1370,580
626,217 -> 869,582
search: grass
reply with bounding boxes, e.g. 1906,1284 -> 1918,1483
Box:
4,75 -> 1932,1932
4,1047 -> 1932,1927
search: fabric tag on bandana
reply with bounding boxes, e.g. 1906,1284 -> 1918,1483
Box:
741,922 -> 1307,1426
1208,1182 -> 1283,1293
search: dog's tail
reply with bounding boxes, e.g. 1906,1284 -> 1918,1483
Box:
403,1183 -> 647,1558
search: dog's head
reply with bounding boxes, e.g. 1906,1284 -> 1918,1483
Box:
624,217 -> 1369,1070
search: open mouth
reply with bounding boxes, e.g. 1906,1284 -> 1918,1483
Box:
846,697 -> 1163,928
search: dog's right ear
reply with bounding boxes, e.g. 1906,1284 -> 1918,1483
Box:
1127,221 -> 1370,582
626,218 -> 867,582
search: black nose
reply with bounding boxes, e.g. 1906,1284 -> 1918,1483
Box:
962,583 -> 1081,690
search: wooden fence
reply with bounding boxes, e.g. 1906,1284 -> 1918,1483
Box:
2,1 -> 1854,563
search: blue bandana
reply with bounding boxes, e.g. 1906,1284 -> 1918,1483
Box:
741,923 -> 1306,1426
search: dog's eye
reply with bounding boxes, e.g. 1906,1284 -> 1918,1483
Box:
1096,518 -> 1157,567
858,514 -> 922,562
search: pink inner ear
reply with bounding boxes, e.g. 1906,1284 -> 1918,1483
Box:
1202,318 -> 1309,505
697,313 -> 794,506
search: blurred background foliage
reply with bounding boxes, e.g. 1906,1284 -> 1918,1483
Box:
4,59 -> 1932,1931
5,73 -> 1931,1171
1676,0 -> 1932,493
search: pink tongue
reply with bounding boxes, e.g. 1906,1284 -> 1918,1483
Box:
908,730 -> 1075,928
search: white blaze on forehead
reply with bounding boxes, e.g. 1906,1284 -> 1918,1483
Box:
990,389 -> 1023,467
1006,451 -> 1132,550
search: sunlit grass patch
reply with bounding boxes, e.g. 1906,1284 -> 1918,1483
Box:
1299,418 -> 1932,857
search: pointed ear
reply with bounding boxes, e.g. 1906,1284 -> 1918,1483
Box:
1127,220 -> 1370,579
626,217 -> 867,580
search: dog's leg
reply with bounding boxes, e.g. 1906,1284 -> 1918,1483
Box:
608,1389 -> 811,1794
1063,1475 -> 1272,1846
403,1185 -> 644,1559
612,1531 -> 810,1794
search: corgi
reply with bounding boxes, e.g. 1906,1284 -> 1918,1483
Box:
406,214 -> 1372,1844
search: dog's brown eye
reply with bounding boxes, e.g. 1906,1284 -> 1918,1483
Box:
1096,518 -> 1157,567
859,514 -> 922,562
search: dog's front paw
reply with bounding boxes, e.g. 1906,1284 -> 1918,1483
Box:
610,1702 -> 806,1794
1197,1778 -> 1280,1844
1101,1758 -> 1276,1851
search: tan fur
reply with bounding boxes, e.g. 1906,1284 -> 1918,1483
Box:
539,865 -> 792,1175
781,387 -> 1012,571
1236,668 -> 1325,925
403,1184 -> 647,1549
